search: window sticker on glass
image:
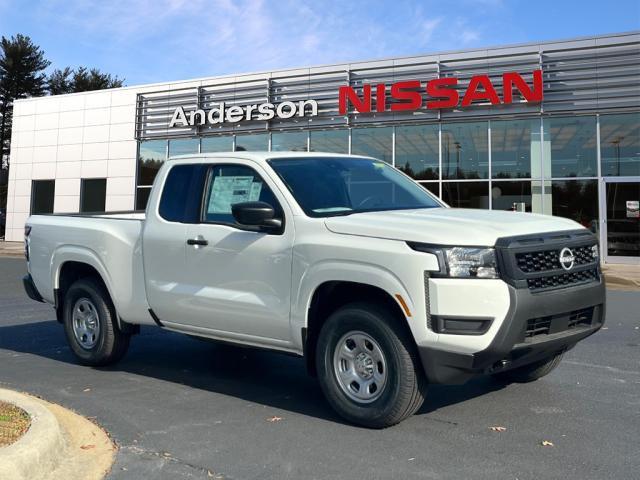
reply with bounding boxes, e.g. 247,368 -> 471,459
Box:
208,176 -> 262,213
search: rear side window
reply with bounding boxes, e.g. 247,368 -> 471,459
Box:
203,164 -> 282,224
159,164 -> 207,222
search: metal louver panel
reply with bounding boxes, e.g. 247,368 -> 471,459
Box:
136,32 -> 639,140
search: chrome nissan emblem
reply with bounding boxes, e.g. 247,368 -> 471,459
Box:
559,247 -> 575,271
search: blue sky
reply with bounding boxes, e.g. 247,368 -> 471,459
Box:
1,0 -> 639,86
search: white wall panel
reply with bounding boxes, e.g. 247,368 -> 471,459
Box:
59,110 -> 85,128
11,147 -> 33,164
108,140 -> 136,159
82,125 -> 110,143
107,177 -> 135,196
85,107 -> 111,126
34,112 -> 59,130
13,179 -> 31,196
57,143 -> 83,162
82,142 -> 109,161
31,162 -> 56,179
55,178 -> 81,196
58,127 -> 84,145
33,129 -> 58,147
85,91 -> 111,109
58,94 -> 85,112
107,159 -> 136,177
105,194 -> 134,211
33,145 -> 57,163
14,163 -> 33,180
55,161 -> 82,179
109,123 -> 134,142
54,195 -> 79,213
81,160 -> 108,178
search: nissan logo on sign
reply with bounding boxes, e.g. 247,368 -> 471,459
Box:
559,247 -> 575,271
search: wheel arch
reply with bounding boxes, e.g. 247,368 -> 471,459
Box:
303,280 -> 414,376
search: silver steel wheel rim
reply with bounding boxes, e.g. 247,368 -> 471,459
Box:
333,331 -> 387,404
72,297 -> 100,349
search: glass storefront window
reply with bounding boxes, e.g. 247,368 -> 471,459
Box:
545,116 -> 597,178
491,119 -> 540,179
310,129 -> 348,153
441,181 -> 489,209
351,127 -> 393,163
441,122 -> 488,179
419,182 -> 440,198
491,181 -> 544,213
136,187 -> 152,210
271,131 -> 308,152
138,140 -> 167,186
169,138 -> 199,157
395,125 -> 439,180
235,133 -> 268,151
201,136 -> 233,153
600,113 -> 640,177
550,180 -> 598,231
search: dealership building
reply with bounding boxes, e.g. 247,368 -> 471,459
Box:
5,31 -> 639,263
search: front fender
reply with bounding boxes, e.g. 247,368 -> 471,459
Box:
290,259 -> 418,351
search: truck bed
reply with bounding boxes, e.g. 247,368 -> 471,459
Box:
26,211 -> 152,325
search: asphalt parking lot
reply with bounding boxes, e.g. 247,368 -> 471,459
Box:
1,257 -> 638,479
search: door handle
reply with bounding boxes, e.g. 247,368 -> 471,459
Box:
187,238 -> 209,246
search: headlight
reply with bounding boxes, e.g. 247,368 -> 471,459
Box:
443,247 -> 499,278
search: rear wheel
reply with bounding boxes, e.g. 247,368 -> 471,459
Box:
63,278 -> 130,366
316,302 -> 426,428
492,353 -> 564,383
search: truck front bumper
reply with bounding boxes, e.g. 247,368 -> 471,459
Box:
418,279 -> 606,384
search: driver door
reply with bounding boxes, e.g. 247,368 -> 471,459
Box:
181,162 -> 295,343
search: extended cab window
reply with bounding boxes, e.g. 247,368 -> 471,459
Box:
159,164 -> 207,223
203,165 -> 282,225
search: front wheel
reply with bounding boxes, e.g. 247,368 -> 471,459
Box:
316,303 -> 426,428
491,352 -> 564,384
63,277 -> 130,366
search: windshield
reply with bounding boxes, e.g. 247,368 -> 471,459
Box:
268,157 -> 443,217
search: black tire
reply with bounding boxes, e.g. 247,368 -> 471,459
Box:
316,302 -> 427,428
492,352 -> 564,384
63,277 -> 130,366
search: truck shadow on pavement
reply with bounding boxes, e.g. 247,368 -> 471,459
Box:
0,320 -> 506,426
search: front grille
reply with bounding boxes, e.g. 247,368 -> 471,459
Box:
496,230 -> 600,293
525,307 -> 595,340
516,245 -> 596,273
527,267 -> 599,292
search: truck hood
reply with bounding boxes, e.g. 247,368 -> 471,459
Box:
324,208 -> 583,246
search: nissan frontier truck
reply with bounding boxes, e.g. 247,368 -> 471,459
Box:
22,152 -> 605,428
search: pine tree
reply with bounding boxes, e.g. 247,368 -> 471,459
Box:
0,34 -> 50,169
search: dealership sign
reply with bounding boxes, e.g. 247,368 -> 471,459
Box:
339,70 -> 543,114
168,70 -> 542,127
169,100 -> 319,128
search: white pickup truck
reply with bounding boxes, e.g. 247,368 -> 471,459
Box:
23,152 -> 605,428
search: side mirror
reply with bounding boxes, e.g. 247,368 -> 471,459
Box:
231,201 -> 282,230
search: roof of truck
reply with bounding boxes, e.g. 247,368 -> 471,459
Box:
166,151 -> 373,164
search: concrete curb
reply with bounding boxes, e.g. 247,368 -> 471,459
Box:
0,389 -> 115,480
0,389 -> 65,480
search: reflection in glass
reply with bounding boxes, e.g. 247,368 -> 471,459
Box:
441,182 -> 489,208
271,131 -> 308,152
600,113 -> 640,177
550,180 -> 598,230
395,125 -> 439,180
605,182 -> 640,257
351,127 -> 393,163
201,136 -> 233,153
491,181 -> 543,213
235,133 -> 268,151
169,138 -> 199,157
491,119 -> 539,179
136,187 -> 152,210
442,122 -> 488,179
310,129 -> 348,154
138,140 -> 167,186
545,116 -> 597,178
31,180 -> 55,214
80,178 -> 106,213
419,182 -> 440,198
